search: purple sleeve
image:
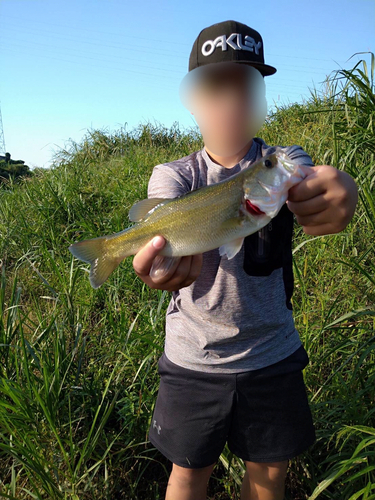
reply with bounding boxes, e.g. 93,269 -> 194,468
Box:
284,145 -> 315,167
147,164 -> 191,199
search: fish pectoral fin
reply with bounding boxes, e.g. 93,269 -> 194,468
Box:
218,216 -> 246,259
219,237 -> 245,260
128,197 -> 172,222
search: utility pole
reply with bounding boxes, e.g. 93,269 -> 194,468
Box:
0,103 -> 6,156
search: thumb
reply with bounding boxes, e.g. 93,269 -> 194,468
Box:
287,164 -> 316,201
133,235 -> 166,276
298,164 -> 316,178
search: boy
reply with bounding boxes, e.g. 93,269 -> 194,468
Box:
133,20 -> 358,500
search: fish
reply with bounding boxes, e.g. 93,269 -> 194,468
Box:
68,147 -> 307,289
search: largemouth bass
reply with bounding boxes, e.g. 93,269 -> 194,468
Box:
69,148 -> 307,288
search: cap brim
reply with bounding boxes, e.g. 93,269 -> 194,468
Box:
190,60 -> 277,76
235,61 -> 277,76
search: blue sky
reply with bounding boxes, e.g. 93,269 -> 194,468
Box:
1,0 -> 374,169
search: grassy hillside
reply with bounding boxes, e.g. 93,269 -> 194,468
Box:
0,54 -> 374,499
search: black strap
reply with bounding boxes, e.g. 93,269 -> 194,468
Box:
243,204 -> 295,310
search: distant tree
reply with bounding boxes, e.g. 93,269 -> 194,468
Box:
0,152 -> 32,183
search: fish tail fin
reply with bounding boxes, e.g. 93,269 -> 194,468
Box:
69,236 -> 122,289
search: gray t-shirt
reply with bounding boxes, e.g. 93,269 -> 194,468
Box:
147,137 -> 314,373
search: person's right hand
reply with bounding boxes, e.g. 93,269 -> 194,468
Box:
132,235 -> 203,292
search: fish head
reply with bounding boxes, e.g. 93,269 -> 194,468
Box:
242,148 -> 308,219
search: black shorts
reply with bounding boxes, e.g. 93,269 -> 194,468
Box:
148,345 -> 316,468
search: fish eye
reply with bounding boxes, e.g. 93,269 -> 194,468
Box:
265,159 -> 273,168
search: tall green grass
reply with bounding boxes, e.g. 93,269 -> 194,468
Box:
267,52 -> 375,500
0,54 -> 374,499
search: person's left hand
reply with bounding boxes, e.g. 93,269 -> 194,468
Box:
286,165 -> 358,235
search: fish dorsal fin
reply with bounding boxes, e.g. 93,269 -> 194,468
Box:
128,197 -> 171,222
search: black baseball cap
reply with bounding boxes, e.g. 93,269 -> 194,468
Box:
188,20 -> 277,77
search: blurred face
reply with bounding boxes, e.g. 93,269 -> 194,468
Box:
179,62 -> 267,157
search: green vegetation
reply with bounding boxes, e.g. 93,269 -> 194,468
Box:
0,153 -> 32,183
0,53 -> 374,499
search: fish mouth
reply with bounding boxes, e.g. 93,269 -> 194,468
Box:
240,151 -> 301,219
242,180 -> 286,218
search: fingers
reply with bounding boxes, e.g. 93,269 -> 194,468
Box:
132,235 -> 166,277
183,253 -> 203,285
163,253 -> 203,291
169,255 -> 194,287
132,236 -> 203,291
287,193 -> 330,217
149,255 -> 182,280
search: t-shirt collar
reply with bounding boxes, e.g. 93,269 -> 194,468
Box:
201,139 -> 258,175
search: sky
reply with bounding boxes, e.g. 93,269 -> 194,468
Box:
0,0 -> 374,169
